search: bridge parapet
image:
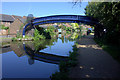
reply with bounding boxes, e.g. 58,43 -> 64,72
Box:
32,15 -> 96,24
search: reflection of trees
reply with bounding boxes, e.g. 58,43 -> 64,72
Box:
65,38 -> 68,43
70,33 -> 79,40
59,32 -> 81,42
59,36 -> 64,43
33,39 -> 57,52
10,38 -> 57,58
65,32 -> 80,41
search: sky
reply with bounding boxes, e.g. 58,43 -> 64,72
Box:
2,2 -> 88,17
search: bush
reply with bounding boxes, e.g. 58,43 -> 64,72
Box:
59,61 -> 68,72
94,38 -> 120,63
85,2 -> 120,45
34,29 -> 46,40
50,72 -> 69,80
1,25 -> 9,30
45,26 -> 56,37
12,37 -> 17,41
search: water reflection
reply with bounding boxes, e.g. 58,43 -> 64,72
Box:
24,44 -> 69,64
1,33 -> 80,78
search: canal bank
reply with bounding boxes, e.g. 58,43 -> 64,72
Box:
69,35 -> 120,79
1,33 -> 78,79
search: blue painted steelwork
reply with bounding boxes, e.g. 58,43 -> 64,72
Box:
23,23 -> 31,37
23,15 -> 98,37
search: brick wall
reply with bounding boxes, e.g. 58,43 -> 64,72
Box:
9,19 -> 23,35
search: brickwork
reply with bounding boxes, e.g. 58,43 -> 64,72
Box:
9,19 -> 24,35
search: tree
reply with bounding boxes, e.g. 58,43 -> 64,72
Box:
85,1 -> 120,44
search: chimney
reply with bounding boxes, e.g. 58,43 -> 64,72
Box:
23,16 -> 27,19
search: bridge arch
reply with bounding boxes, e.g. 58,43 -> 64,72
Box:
23,15 -> 99,37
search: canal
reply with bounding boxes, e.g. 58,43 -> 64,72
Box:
1,33 -> 80,79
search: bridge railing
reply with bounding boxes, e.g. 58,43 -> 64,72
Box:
32,15 -> 96,24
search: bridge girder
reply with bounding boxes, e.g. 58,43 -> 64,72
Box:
23,15 -> 99,37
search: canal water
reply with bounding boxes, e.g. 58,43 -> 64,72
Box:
1,33 -> 79,78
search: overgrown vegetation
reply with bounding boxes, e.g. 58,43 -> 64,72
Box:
85,1 -> 120,45
94,38 -> 120,63
12,36 -> 34,41
33,29 -> 46,41
50,43 -> 78,80
33,39 -> 57,51
85,1 -> 120,63
12,25 -> 56,41
1,25 -> 9,30
45,26 -> 56,37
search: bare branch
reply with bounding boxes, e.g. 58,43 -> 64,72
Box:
72,0 -> 82,8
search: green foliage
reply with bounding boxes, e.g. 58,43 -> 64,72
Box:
70,33 -> 79,40
34,29 -> 45,41
12,37 -> 17,41
33,39 -> 55,51
58,24 -> 68,30
59,61 -> 68,72
71,23 -> 79,30
1,25 -> 9,30
94,38 -> 120,63
12,36 -> 34,41
16,32 -> 21,38
66,27 -> 71,31
36,27 -> 51,39
45,26 -> 56,37
51,72 -> 69,80
66,31 -> 71,34
85,2 -> 120,44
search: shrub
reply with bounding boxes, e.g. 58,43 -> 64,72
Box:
59,61 -> 68,72
50,72 -> 69,80
12,37 -> 17,41
34,29 -> 46,40
1,25 -> 9,30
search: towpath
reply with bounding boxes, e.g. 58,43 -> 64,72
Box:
69,35 -> 120,79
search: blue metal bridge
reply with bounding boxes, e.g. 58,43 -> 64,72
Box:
23,15 -> 98,37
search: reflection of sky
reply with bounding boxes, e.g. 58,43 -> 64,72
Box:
39,38 -> 75,56
2,51 -> 59,78
0,53 -> 2,79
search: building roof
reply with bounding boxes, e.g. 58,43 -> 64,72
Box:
0,14 -> 27,23
12,15 -> 26,23
0,14 -> 15,22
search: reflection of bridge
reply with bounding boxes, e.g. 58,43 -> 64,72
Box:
23,15 -> 98,37
23,44 -> 68,64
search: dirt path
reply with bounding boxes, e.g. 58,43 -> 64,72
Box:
69,35 -> 120,79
